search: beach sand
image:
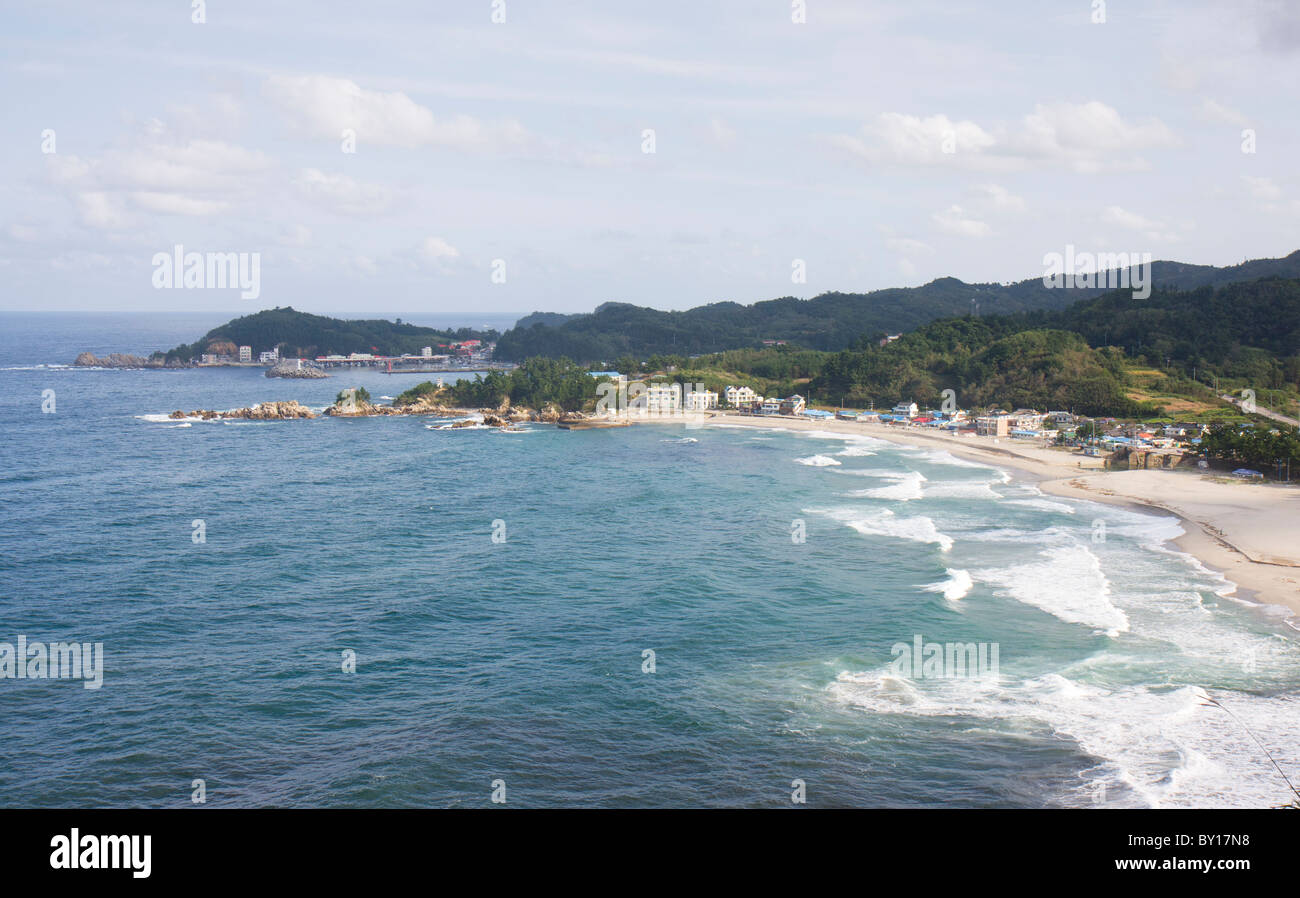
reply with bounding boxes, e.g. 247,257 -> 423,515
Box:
702,412 -> 1300,616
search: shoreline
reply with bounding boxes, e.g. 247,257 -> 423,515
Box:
701,412 -> 1300,617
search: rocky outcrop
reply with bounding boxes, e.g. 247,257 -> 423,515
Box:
266,359 -> 329,379
390,395 -> 458,416
166,401 -> 317,420
74,352 -> 160,368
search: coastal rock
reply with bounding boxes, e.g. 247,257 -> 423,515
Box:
74,351 -> 158,368
266,359 -> 329,379
225,401 -> 317,420
165,401 -> 318,421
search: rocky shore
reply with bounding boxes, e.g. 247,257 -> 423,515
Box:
161,393 -> 592,424
326,394 -> 586,425
74,352 -> 169,369
168,401 -> 318,420
266,359 -> 329,379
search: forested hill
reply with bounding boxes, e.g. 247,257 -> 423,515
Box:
809,276 -> 1300,415
155,307 -> 499,363
493,250 -> 1300,363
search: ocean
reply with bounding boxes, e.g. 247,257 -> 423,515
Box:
1,312 -> 1298,808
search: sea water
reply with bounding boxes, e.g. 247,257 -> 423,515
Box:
1,313 -> 1297,808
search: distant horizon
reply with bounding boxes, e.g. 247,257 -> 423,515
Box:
2,244 -> 1295,322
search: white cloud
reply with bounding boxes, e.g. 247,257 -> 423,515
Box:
886,236 -> 934,256
931,205 -> 990,238
1242,175 -> 1281,202
1102,205 -> 1161,231
75,192 -> 130,230
44,133 -> 273,227
1197,98 -> 1249,127
281,224 -> 313,247
970,183 -> 1025,212
264,74 -> 531,152
1101,205 -> 1188,243
419,236 -> 460,260
130,192 -> 230,216
831,113 -> 996,167
292,168 -> 395,216
831,102 -> 1176,173
1013,101 -> 1179,173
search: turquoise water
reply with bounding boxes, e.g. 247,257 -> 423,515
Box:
1,313 -> 1298,808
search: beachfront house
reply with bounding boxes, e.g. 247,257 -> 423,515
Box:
725,385 -> 760,407
976,415 -> 1010,437
645,383 -> 682,414
1010,409 -> 1046,430
892,401 -> 918,419
761,397 -> 783,416
684,389 -> 719,411
781,395 -> 807,415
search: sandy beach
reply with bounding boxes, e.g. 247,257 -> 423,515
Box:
703,412 -> 1300,616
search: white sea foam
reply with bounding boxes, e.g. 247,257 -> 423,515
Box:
1005,497 -> 1077,514
904,447 -> 998,470
826,669 -> 1300,808
974,544 -> 1127,634
662,437 -> 699,444
809,506 -> 953,551
136,413 -> 210,424
922,480 -> 1003,500
922,568 -> 974,601
796,454 -> 841,467
847,470 -> 927,500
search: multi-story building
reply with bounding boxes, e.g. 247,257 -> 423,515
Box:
645,383 -> 682,414
684,389 -> 719,411
781,394 -> 806,415
724,385 -> 760,407
892,401 -> 919,419
976,415 -> 1010,437
238,345 -> 252,363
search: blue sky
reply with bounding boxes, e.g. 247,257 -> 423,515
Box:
2,0 -> 1299,315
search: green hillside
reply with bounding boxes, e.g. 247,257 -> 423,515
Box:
493,251 -> 1300,363
154,307 -> 498,363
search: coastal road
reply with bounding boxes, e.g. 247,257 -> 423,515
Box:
1220,394 -> 1300,428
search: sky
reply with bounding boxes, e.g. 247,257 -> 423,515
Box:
2,0 -> 1299,316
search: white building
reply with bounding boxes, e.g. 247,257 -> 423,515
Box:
258,349 -> 279,364
645,383 -> 682,414
976,415 -> 1010,437
725,385 -> 759,407
892,401 -> 918,419
684,389 -> 719,411
238,345 -> 252,363
1010,409 -> 1046,430
761,397 -> 783,415
421,346 -> 433,358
